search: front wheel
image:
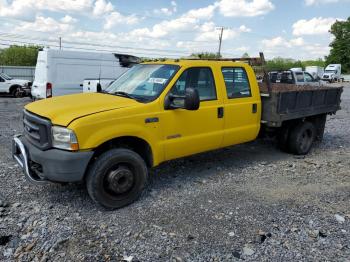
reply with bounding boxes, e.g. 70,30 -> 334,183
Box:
288,122 -> 316,155
86,148 -> 148,209
11,87 -> 22,98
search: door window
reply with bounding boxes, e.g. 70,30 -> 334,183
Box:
221,67 -> 251,98
0,77 -> 4,82
304,72 -> 314,82
170,67 -> 216,102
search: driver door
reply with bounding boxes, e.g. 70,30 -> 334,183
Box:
161,67 -> 224,161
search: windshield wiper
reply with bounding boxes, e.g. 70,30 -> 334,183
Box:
113,91 -> 137,100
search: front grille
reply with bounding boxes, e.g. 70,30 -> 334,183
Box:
323,75 -> 329,79
23,110 -> 52,150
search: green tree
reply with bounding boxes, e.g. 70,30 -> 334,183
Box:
326,17 -> 350,73
241,52 -> 250,58
302,59 -> 325,68
266,57 -> 303,71
190,52 -> 221,59
0,45 -> 41,66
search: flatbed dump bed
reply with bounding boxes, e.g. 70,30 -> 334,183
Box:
259,83 -> 343,127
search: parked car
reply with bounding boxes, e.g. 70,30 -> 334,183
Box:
31,49 -> 139,99
13,60 -> 343,209
269,70 -> 319,85
0,72 -> 31,97
305,66 -> 324,80
83,78 -> 115,93
322,64 -> 343,82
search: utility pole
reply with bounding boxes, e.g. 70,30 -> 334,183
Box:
59,37 -> 62,50
217,27 -> 224,58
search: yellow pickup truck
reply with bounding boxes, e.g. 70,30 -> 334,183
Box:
12,60 -> 343,209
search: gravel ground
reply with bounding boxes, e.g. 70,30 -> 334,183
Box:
0,85 -> 350,261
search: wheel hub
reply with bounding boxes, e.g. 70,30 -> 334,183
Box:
106,166 -> 134,194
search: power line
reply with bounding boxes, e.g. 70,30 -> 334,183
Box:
0,39 -> 188,58
0,37 -> 189,56
217,27 -> 224,57
0,31 -> 219,56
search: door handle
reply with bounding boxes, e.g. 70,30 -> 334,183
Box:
218,107 -> 224,118
252,103 -> 257,113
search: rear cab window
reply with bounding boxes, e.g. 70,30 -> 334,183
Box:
221,67 -> 252,98
295,72 -> 304,82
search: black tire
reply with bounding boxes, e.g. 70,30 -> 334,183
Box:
86,148 -> 148,209
11,87 -> 22,98
288,122 -> 316,155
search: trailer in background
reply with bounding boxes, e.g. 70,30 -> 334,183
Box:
305,66 -> 324,80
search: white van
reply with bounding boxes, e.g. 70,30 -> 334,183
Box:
305,66 -> 324,80
31,49 -> 139,99
83,78 -> 115,93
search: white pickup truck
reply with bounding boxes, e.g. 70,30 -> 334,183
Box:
269,70 -> 320,85
0,73 -> 31,97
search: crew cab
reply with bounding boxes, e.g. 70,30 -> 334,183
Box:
12,60 -> 343,209
0,73 -> 31,97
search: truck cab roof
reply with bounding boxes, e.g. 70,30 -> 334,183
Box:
143,59 -> 250,68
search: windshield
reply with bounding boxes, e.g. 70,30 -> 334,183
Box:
0,73 -> 12,80
325,70 -> 336,73
105,64 -> 179,102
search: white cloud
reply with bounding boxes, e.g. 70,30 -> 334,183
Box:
15,16 -> 74,33
104,11 -> 139,30
292,17 -> 342,36
93,0 -> 114,16
216,0 -> 275,17
304,0 -> 346,5
289,37 -> 305,46
0,0 -> 93,19
60,15 -> 77,24
185,4 -> 217,19
194,22 -> 245,42
262,36 -> 305,49
261,36 -> 330,59
239,25 -> 252,33
130,4 -> 217,39
154,1 -> 177,16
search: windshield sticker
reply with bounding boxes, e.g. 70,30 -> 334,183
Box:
148,78 -> 167,84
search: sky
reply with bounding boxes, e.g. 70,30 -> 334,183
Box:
0,0 -> 349,60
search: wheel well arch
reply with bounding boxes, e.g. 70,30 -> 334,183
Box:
91,136 -> 153,168
9,84 -> 22,93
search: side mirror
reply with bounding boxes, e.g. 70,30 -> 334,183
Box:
164,87 -> 200,111
184,87 -> 200,110
96,83 -> 102,92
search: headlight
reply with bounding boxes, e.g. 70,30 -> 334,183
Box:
52,126 -> 79,151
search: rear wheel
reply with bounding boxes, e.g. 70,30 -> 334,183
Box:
86,148 -> 148,209
288,122 -> 316,155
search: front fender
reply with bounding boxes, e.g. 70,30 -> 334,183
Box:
69,113 -> 164,166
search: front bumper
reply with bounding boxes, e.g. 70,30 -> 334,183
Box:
12,135 -> 94,184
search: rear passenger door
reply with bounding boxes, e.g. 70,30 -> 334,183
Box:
221,67 -> 261,147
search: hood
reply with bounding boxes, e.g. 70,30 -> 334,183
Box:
10,79 -> 30,85
25,93 -> 139,126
